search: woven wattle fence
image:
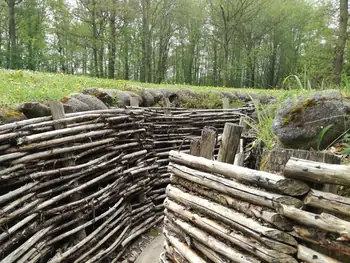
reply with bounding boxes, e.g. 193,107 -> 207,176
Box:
0,104 -> 252,263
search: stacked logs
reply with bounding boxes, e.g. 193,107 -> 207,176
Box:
163,150 -> 350,263
143,107 -> 253,211
0,106 -> 163,263
0,105 -> 252,263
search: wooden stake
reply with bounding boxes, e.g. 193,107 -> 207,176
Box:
199,126 -> 217,159
190,138 -> 201,157
218,123 -> 243,164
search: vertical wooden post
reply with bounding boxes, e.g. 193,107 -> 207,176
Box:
130,96 -> 139,107
234,117 -> 250,166
218,123 -> 243,164
190,138 -> 201,157
49,101 -> 87,243
222,97 -> 229,109
199,126 -> 217,160
162,98 -> 171,115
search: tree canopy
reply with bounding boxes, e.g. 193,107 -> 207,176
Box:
0,0 -> 348,88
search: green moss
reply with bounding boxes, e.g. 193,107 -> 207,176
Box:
282,98 -> 317,126
147,227 -> 161,237
229,100 -> 245,108
178,92 -> 223,109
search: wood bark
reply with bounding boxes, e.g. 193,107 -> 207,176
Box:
304,189 -> 350,217
199,126 -> 217,159
218,123 -> 243,164
291,226 -> 350,256
277,204 -> 350,240
284,157 -> 350,186
166,185 -> 297,248
168,163 -> 303,209
170,175 -> 293,231
297,245 -> 341,263
168,216 -> 262,263
169,151 -> 309,196
164,231 -> 206,263
165,200 -> 297,261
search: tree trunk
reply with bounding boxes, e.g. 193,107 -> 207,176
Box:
108,8 -> 116,79
333,0 -> 348,86
7,0 -> 19,69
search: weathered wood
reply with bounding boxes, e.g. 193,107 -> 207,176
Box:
291,226 -> 350,257
167,217 -> 261,263
190,138 -> 201,157
218,123 -> 243,164
297,245 -> 341,263
164,231 -> 207,263
277,204 -> 350,240
169,151 -> 309,196
165,199 -> 298,261
199,126 -> 217,159
130,96 -> 139,107
170,175 -> 293,231
166,185 -> 298,249
222,97 -> 230,109
168,163 -> 303,209
49,101 -> 87,243
1,226 -> 52,263
192,241 -> 228,263
304,189 -> 350,217
284,157 -> 350,186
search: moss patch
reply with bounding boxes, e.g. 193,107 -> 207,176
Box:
147,227 -> 161,237
282,98 -> 317,126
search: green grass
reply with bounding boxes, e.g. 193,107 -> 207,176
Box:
0,68 -> 289,108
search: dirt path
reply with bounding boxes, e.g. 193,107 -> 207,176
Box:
134,235 -> 165,263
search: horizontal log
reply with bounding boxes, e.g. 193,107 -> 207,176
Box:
304,189 -> 350,217
297,245 -> 341,263
166,185 -> 297,248
168,163 -> 303,209
165,200 -> 297,261
164,230 -> 221,263
277,204 -> 350,240
170,175 -> 293,231
284,158 -> 350,186
167,216 -> 261,263
169,151 -> 309,196
291,226 -> 350,256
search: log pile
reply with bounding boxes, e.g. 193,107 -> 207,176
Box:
0,105 -> 252,262
162,149 -> 350,263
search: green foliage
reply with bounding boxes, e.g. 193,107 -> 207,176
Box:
317,124 -> 334,150
246,97 -> 277,152
341,133 -> 350,156
177,93 -> 223,109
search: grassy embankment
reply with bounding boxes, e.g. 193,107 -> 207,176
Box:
0,68 -> 306,108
